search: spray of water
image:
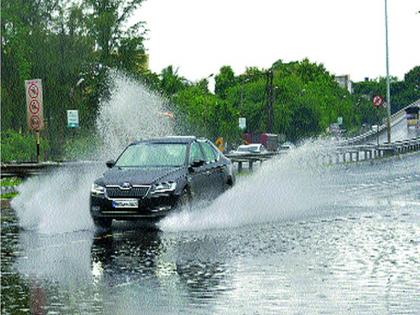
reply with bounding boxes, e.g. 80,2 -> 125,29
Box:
158,139 -> 342,232
12,72 -> 175,234
96,71 -> 174,159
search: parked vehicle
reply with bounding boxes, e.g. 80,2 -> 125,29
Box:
90,136 -> 235,229
278,142 -> 295,151
243,133 -> 279,151
405,106 -> 419,128
230,143 -> 268,155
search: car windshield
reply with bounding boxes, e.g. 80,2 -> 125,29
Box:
115,143 -> 187,167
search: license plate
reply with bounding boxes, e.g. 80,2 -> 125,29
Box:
112,199 -> 138,208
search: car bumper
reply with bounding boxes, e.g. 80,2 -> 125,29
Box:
90,194 -> 179,221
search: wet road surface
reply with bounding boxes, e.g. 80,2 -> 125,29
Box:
2,154 -> 420,314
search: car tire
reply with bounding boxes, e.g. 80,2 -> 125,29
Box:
93,218 -> 112,230
224,175 -> 235,191
177,188 -> 192,211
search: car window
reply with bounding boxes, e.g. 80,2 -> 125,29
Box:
115,143 -> 187,167
201,142 -> 217,163
189,142 -> 204,163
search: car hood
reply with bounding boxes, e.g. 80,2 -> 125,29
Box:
97,166 -> 186,186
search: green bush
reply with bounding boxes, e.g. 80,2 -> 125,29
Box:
0,130 -> 49,162
63,131 -> 101,160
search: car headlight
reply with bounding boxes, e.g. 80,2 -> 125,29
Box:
91,183 -> 105,196
151,181 -> 176,194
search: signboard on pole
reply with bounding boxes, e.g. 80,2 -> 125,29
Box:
372,95 -> 384,108
25,79 -> 44,131
67,110 -> 79,128
215,137 -> 225,152
239,117 -> 246,130
337,117 -> 343,125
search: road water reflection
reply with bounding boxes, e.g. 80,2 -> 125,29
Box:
2,154 -> 420,314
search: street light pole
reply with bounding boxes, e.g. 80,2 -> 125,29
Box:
266,69 -> 274,133
385,0 -> 392,143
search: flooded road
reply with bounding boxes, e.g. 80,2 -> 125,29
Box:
2,153 -> 420,314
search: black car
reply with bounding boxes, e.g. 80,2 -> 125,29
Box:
90,136 -> 235,229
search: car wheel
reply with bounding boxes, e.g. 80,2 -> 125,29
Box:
93,218 -> 112,230
178,188 -> 192,211
224,175 -> 235,191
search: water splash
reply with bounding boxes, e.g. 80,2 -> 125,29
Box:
96,71 -> 174,159
12,72 -> 174,234
159,139 -> 344,232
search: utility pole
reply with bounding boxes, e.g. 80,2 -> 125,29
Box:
385,0 -> 392,143
266,69 -> 274,133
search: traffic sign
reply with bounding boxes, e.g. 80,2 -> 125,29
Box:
25,79 -> 44,131
215,137 -> 224,152
67,110 -> 79,128
30,115 -> 41,130
239,117 -> 246,130
373,95 -> 384,107
29,100 -> 40,114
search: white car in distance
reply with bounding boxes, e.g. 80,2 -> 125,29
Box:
231,144 -> 268,155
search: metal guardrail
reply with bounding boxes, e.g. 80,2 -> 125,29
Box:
1,138 -> 419,177
0,161 -> 101,178
342,98 -> 420,145
330,136 -> 420,163
225,152 -> 282,172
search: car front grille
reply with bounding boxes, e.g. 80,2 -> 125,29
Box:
106,186 -> 150,198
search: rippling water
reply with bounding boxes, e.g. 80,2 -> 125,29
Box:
1,153 -> 419,314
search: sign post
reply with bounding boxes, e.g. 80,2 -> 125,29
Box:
373,95 -> 384,108
67,110 -> 80,128
372,95 -> 384,146
215,137 -> 224,152
239,117 -> 246,130
25,79 -> 44,163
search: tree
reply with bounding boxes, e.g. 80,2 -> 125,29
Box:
215,66 -> 236,99
159,66 -> 189,96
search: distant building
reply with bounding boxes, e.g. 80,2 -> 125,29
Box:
334,74 -> 353,94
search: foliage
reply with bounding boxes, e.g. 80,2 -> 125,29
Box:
215,66 -> 236,99
0,177 -> 23,187
353,70 -> 420,114
1,0 -> 148,159
1,130 -> 49,162
62,131 -> 102,160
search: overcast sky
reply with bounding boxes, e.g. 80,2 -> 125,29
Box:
132,0 -> 420,82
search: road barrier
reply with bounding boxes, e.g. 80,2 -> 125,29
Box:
343,98 -> 420,145
1,138 -> 419,177
225,152 -> 281,173
327,137 -> 420,164
0,161 -> 101,178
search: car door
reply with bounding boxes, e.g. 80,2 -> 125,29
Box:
199,141 -> 225,195
188,141 -> 207,198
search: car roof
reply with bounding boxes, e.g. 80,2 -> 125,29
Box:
131,136 -> 197,145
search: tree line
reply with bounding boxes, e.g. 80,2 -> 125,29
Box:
1,0 -> 419,161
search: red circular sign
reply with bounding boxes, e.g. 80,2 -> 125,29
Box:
373,95 -> 383,107
29,99 -> 40,114
28,83 -> 39,99
30,115 -> 41,130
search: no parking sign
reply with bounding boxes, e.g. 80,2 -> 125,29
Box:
25,79 -> 44,131
372,95 -> 384,108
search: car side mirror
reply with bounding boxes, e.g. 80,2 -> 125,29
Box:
189,159 -> 205,172
106,160 -> 115,168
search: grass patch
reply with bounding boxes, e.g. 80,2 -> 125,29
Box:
1,192 -> 18,200
1,177 -> 22,187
